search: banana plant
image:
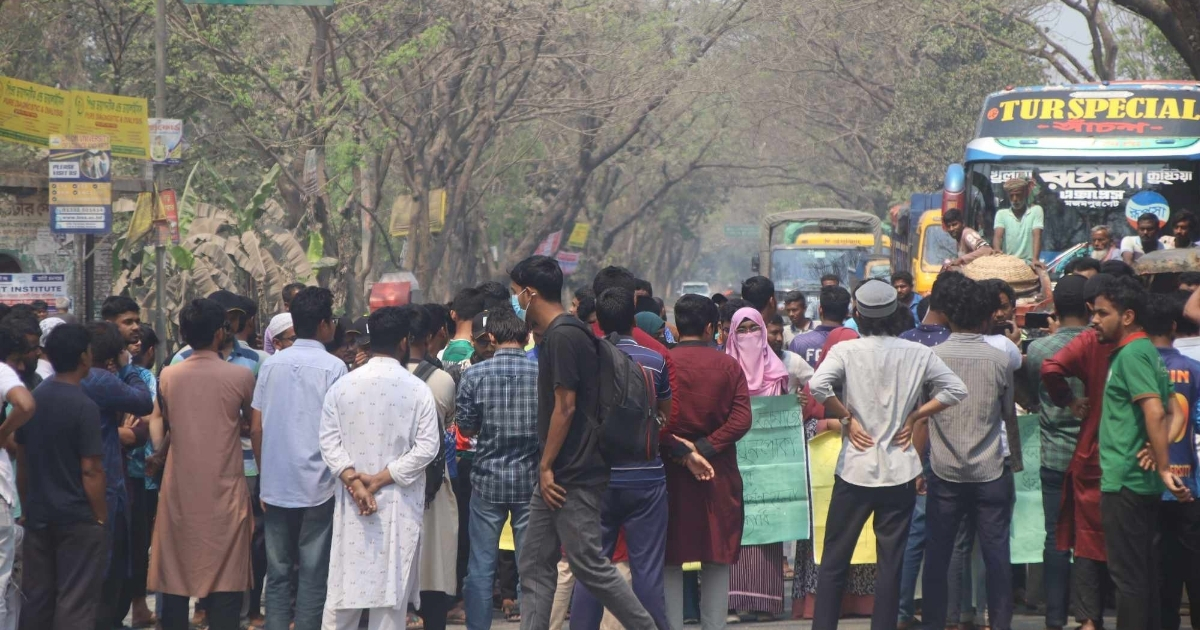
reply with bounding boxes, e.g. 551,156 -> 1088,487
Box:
112,162 -> 319,346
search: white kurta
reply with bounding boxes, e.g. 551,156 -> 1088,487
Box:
406,362 -> 459,596
319,357 -> 441,611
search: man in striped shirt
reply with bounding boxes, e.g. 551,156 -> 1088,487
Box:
921,278 -> 1019,630
570,287 -> 673,630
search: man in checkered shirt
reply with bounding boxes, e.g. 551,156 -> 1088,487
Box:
456,308 -> 540,630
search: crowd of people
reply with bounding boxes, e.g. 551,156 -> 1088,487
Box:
2,241 -> 1200,630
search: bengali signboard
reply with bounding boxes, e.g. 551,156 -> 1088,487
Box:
534,230 -> 563,257
0,194 -> 75,276
555,251 -> 580,276
149,118 -> 183,165
978,88 -> 1200,138
156,189 -> 182,245
0,273 -> 69,308
737,396 -> 810,546
49,135 -> 113,234
67,90 -> 149,159
567,222 -> 590,248
0,77 -> 69,148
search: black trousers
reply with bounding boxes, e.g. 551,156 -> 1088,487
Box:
454,455 -> 473,601
811,476 -> 915,630
498,550 -> 519,601
162,591 -> 241,630
1160,500 -> 1200,630
923,469 -> 1016,630
1102,488 -> 1162,630
420,590 -> 453,630
1073,556 -> 1109,625
128,483 -> 151,601
19,522 -> 108,630
95,509 -> 130,630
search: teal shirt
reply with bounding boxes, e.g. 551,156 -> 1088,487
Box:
994,205 -> 1044,262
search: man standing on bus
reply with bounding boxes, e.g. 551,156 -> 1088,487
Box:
942,209 -> 994,269
994,177 -> 1045,264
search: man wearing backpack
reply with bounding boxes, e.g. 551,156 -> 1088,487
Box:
402,305 -> 459,630
510,255 -> 657,630
570,287 -> 674,630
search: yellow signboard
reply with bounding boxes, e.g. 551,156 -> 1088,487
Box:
0,77 -> 69,148
389,188 -> 447,237
568,222 -> 590,248
66,90 -> 149,159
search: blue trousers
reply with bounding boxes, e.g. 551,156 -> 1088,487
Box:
569,482 -> 669,630
263,498 -> 334,630
922,470 -> 1015,630
464,495 -> 530,630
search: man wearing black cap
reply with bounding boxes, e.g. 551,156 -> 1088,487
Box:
808,279 -> 967,630
1024,274 -> 1091,630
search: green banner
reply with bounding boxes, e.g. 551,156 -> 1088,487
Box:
1010,414 -> 1045,563
737,396 -> 810,545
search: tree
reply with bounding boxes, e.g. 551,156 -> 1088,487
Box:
1111,0 -> 1200,78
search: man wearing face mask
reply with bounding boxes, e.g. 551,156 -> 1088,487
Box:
510,256 -> 658,630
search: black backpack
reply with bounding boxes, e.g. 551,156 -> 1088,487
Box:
412,361 -> 447,509
560,318 -> 661,462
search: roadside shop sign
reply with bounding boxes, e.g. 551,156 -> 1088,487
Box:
0,77 -> 69,148
49,135 -> 113,234
67,90 -> 150,160
149,118 -> 184,165
0,273 -> 69,307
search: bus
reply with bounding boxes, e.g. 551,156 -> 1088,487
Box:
942,83 -> 1200,273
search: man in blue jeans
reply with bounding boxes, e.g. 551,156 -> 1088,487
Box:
570,287 -> 673,630
457,308 -> 540,630
251,288 -> 347,630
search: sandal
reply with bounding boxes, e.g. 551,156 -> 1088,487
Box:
446,605 -> 467,625
503,599 -> 521,623
406,612 -> 424,630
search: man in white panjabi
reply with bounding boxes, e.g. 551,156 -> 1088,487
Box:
318,306 -> 441,630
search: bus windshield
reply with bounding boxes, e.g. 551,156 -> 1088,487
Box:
770,247 -> 872,291
922,224 -> 959,268
963,161 -> 1200,257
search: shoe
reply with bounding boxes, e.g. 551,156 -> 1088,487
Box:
726,614 -> 741,624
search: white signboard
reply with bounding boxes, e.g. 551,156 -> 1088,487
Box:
0,273 -> 69,308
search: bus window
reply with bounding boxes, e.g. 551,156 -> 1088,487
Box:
964,161 -> 1200,261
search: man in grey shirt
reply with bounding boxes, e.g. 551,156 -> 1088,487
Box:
921,278 -> 1019,630
808,280 -> 967,630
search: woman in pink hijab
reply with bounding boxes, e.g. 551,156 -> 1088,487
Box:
726,308 -> 789,397
724,307 -> 790,619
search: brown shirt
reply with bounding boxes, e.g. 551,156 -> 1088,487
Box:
148,350 -> 256,597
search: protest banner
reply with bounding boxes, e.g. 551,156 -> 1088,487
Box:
810,431 -> 876,564
737,396 -> 810,545
1010,414 -> 1044,563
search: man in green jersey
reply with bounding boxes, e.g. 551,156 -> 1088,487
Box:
1093,276 -> 1190,630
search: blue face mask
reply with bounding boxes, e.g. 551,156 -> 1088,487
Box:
512,292 -> 527,321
